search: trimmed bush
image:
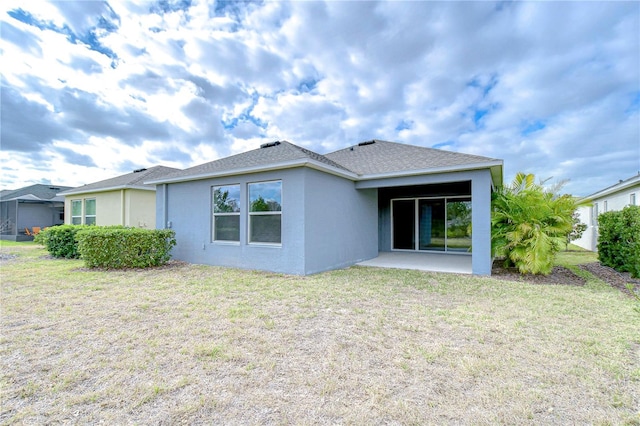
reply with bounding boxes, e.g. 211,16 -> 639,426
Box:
35,225 -> 88,258
76,227 -> 176,268
597,205 -> 640,278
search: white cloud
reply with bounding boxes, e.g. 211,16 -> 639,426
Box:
0,0 -> 638,197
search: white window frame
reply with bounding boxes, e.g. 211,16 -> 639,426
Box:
212,184 -> 241,243
248,180 -> 282,246
631,193 -> 637,206
84,198 -> 96,225
71,199 -> 82,225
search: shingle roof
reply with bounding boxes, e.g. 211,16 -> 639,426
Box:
152,141 -> 352,183
580,173 -> 640,201
325,139 -> 501,176
148,139 -> 503,185
0,184 -> 72,201
58,166 -> 180,195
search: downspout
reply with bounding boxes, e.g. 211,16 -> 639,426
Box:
163,184 -> 169,229
121,189 -> 125,226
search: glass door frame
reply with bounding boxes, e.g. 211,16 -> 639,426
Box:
390,195 -> 472,254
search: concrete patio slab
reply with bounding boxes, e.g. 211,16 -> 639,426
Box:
357,251 -> 472,274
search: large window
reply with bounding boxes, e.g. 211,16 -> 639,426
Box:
71,200 -> 82,225
248,180 -> 282,244
212,184 -> 240,242
84,199 -> 96,225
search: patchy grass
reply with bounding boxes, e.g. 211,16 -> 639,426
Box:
1,243 -> 639,424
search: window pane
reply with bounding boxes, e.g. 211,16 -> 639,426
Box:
71,200 -> 82,216
85,199 -> 96,215
446,199 -> 472,252
213,185 -> 240,213
85,216 -> 96,226
250,214 -> 281,243
249,181 -> 282,212
214,215 -> 240,241
71,217 -> 82,225
418,199 -> 446,251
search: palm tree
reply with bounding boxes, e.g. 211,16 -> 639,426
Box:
492,172 -> 578,275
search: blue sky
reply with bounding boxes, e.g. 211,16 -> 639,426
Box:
1,0 -> 638,197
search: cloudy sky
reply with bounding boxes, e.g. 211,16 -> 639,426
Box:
1,1 -> 638,196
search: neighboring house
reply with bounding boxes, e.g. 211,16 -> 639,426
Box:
148,140 -> 503,276
574,173 -> 640,251
58,166 -> 179,228
0,184 -> 71,241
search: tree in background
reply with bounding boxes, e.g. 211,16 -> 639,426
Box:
492,173 -> 578,275
567,211 -> 588,250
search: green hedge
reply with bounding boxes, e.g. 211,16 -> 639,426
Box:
76,227 -> 176,268
597,205 -> 640,278
34,225 -> 89,258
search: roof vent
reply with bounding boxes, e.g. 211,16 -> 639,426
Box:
260,141 -> 281,149
133,168 -> 147,173
358,140 -> 376,147
48,187 -> 60,190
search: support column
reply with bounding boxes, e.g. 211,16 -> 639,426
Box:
471,171 -> 492,275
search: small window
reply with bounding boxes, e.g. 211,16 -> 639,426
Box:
631,193 -> 637,206
603,201 -> 608,213
248,180 -> 282,244
84,199 -> 96,225
71,200 -> 82,225
212,184 -> 240,242
592,203 -> 599,226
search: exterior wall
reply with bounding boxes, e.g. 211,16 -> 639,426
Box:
360,169 -> 494,275
65,189 -> 156,227
302,168 -> 378,274
573,205 -> 596,251
159,168 -> 307,275
125,189 -> 156,228
573,183 -> 639,251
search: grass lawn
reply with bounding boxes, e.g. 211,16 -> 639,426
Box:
1,242 -> 639,424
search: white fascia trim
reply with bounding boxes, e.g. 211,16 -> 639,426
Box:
145,159 -> 359,184
57,185 -> 155,197
579,175 -> 640,202
356,160 -> 504,181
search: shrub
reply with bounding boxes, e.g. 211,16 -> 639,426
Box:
492,173 -> 578,275
597,205 -> 640,278
76,227 -> 176,268
35,225 -> 88,258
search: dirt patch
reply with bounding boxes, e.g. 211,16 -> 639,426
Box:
0,253 -> 17,262
72,259 -> 189,272
492,258 -> 640,298
491,259 -> 586,286
580,262 -> 640,297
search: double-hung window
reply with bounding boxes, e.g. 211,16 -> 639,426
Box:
212,184 -> 240,242
71,198 -> 96,225
84,199 -> 96,225
71,200 -> 82,225
248,180 -> 282,244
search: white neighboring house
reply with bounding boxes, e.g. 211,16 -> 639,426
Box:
573,173 -> 640,251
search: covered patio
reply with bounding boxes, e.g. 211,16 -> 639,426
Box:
357,251 -> 473,274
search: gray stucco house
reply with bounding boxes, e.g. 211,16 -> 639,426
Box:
0,184 -> 71,241
148,140 -> 503,275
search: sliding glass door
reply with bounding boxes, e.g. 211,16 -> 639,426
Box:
392,197 -> 471,253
